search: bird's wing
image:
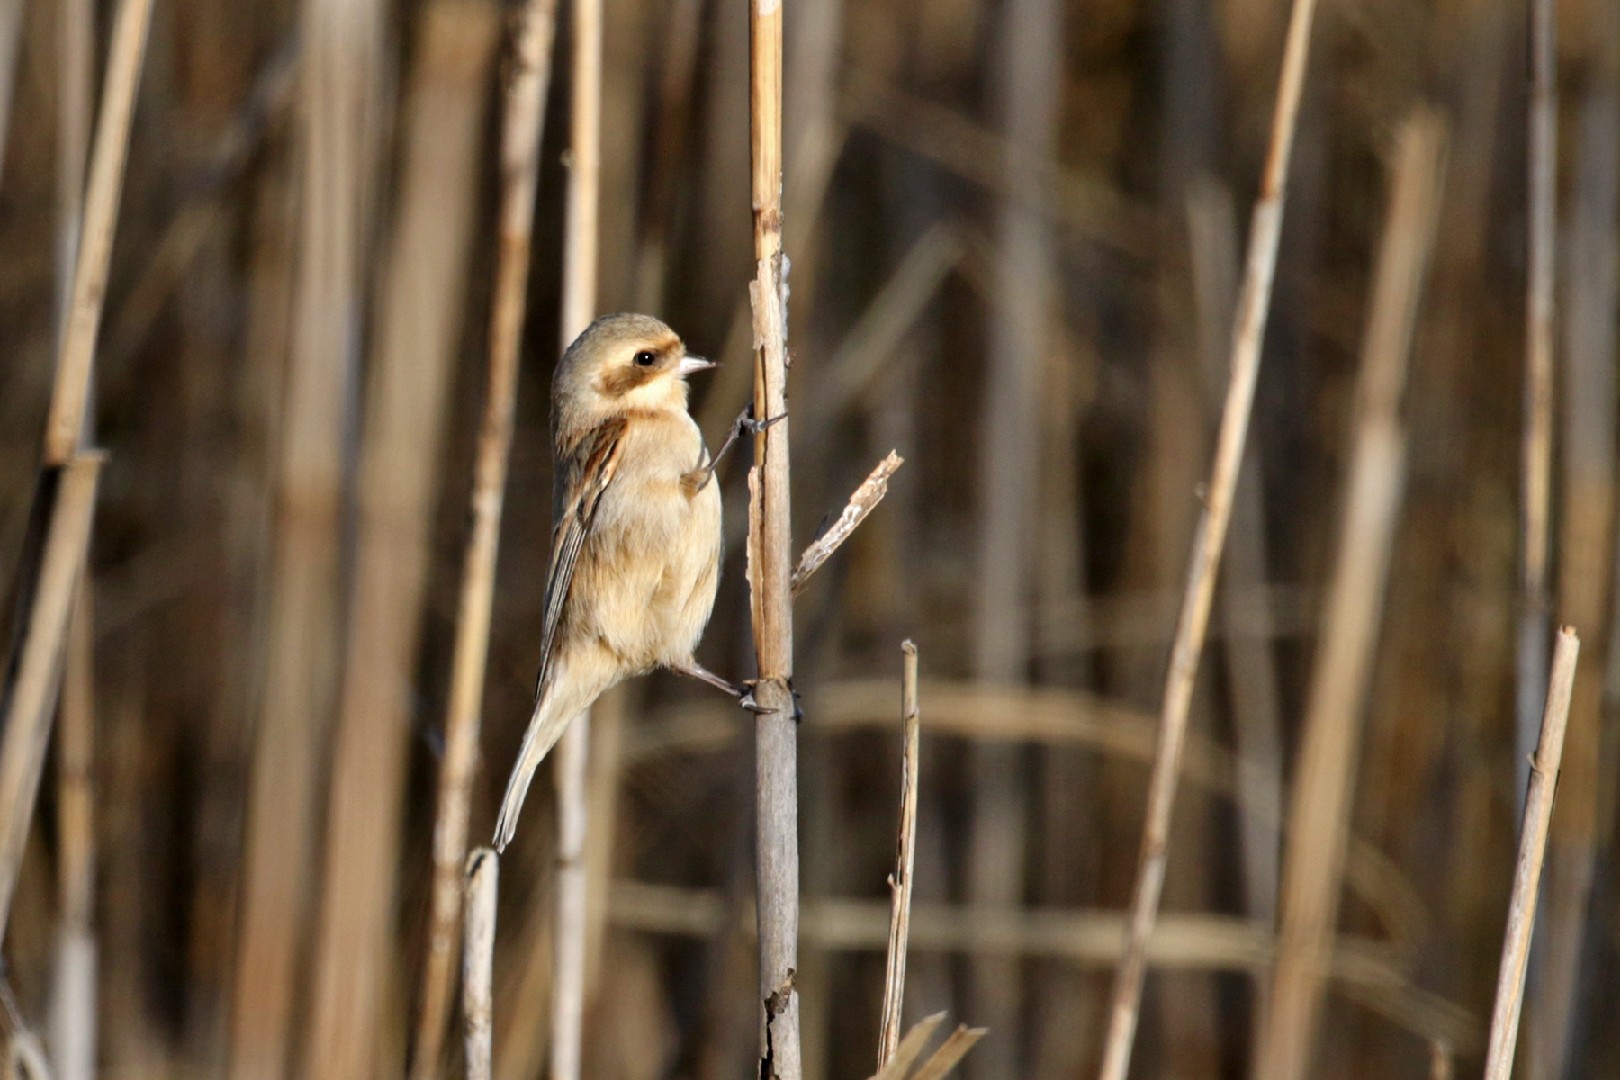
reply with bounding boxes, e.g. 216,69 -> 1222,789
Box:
534,416 -> 628,696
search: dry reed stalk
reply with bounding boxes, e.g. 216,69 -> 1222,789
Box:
1096,1 -> 1320,1075
547,0 -> 606,1068
907,1028 -> 988,1080
1515,0 -> 1557,795
464,850 -> 500,1080
1483,628 -> 1579,1080
229,0 -> 382,1068
411,2 -> 560,1071
877,642 -> 921,1068
1186,177 -> 1284,942
1255,111 -> 1446,1080
1529,45 -> 1618,1078
0,455 -> 102,937
49,7 -> 98,1074
552,721 -> 591,1080
54,0 -> 92,333
49,583 -> 95,1080
0,978 -> 50,1080
792,452 -> 903,594
42,0 -> 154,466
968,0 -> 1059,1066
302,7 -> 496,1077
746,0 -> 799,1068
605,882 -> 1474,1049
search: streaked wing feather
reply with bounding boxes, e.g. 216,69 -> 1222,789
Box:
534,418 -> 627,695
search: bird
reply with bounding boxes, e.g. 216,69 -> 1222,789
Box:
492,312 -> 750,853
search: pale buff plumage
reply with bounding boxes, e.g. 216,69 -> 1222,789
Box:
493,313 -> 722,852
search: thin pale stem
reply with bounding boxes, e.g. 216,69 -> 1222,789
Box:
1095,1 -> 1320,1076
463,850 -> 499,1080
877,642 -> 921,1068
411,3 -> 560,1072
1483,628 -> 1579,1080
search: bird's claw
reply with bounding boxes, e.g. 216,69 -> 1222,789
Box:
738,690 -> 775,715
740,411 -> 787,436
738,677 -> 800,720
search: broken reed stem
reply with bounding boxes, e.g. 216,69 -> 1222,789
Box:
411,2 -> 560,1073
1482,627 -> 1579,1080
877,642 -> 921,1068
0,455 -> 102,937
43,0 -> 156,465
1256,110 -> 1447,1080
463,849 -> 499,1080
551,0 -> 604,1068
748,0 -> 800,1071
793,451 -> 903,595
1095,0 -> 1320,1076
1516,0 -> 1557,790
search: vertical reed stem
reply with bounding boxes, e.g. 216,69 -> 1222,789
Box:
552,0 -> 604,1067
412,3 -> 560,1073
748,0 -> 799,1070
1256,112 -> 1446,1080
1516,0 -> 1556,793
464,850 -> 499,1080
1095,1 -> 1319,1076
877,642 -> 921,1068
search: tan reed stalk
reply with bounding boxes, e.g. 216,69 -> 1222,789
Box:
54,0 -> 92,332
302,5 -> 496,1076
411,3 -> 561,1072
1256,111 -> 1447,1080
229,1 -> 383,1070
549,0 -> 605,1068
49,6 -> 98,1075
968,0 -> 1059,1064
1095,1 -> 1320,1076
907,1027 -> 988,1080
42,0 -> 154,466
464,850 -> 500,1080
0,455 -> 102,937
1530,31 -> 1618,1074
1483,627 -> 1579,1080
50,582 -> 96,1080
877,642 -> 921,1068
747,0 -> 800,1069
1515,0 -> 1557,792
792,452 -> 903,594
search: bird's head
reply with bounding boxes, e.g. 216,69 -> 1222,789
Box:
552,313 -> 714,433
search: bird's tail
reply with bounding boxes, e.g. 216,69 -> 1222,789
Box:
492,668 -> 593,852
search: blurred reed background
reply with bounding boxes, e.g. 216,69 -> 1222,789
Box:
0,0 -> 1617,1077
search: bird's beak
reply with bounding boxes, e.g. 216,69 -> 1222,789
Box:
678,354 -> 717,376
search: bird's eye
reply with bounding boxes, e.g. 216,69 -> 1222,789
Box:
633,350 -> 657,367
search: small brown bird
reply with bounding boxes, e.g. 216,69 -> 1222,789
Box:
493,313 -> 744,852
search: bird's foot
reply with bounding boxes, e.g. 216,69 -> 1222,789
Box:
739,677 -> 800,720
688,409 -> 791,493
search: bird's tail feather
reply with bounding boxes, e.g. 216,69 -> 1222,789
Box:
492,679 -> 585,852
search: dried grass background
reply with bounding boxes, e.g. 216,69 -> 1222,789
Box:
1,0 -> 1618,1077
